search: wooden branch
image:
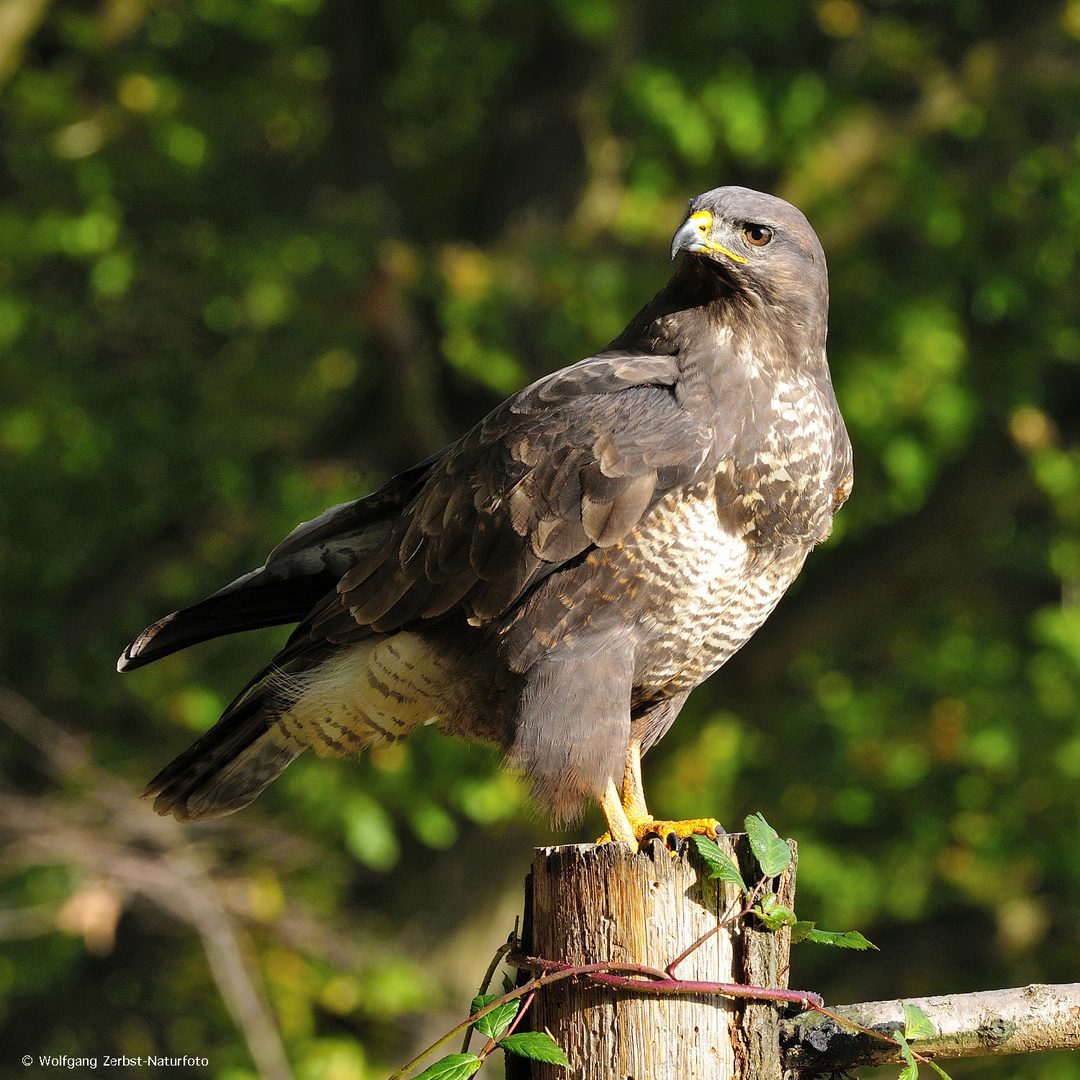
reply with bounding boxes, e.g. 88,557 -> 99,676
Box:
2,799 -> 296,1080
0,684 -> 91,778
782,983 -> 1080,1071
0,686 -> 295,1080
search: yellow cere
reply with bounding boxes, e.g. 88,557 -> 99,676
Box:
689,210 -> 714,233
688,209 -> 749,264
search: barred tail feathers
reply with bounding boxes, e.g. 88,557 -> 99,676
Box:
146,633 -> 448,820
144,681 -> 306,821
275,632 -> 449,755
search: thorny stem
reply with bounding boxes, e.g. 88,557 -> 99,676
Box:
460,937 -> 514,1054
514,954 -> 823,1005
387,949 -> 824,1080
665,873 -> 773,977
503,989 -> 536,1041
807,1002 -> 940,1066
512,954 -> 671,983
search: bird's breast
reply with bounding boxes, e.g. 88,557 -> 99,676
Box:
715,365 -> 845,548
620,482 -> 810,694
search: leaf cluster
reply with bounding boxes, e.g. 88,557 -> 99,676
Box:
690,816 -> 877,949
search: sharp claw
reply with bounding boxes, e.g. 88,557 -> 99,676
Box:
602,815 -> 724,851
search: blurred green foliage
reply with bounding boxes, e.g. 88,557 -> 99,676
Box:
2,0 -> 1080,1077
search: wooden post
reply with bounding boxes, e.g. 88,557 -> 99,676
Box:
507,835 -> 796,1079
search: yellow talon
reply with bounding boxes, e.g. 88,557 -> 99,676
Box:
643,817 -> 722,843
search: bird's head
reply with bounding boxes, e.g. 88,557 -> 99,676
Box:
670,186 -> 828,340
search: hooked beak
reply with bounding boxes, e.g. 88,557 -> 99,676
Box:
670,210 -> 749,264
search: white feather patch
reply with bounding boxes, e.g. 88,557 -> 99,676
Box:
278,632 -> 450,757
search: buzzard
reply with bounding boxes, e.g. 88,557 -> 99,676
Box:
119,186 -> 852,847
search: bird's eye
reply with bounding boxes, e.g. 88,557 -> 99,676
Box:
743,224 -> 773,247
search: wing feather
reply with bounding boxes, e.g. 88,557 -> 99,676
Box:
128,347 -> 717,673
312,349 -> 713,642
116,452 -> 447,670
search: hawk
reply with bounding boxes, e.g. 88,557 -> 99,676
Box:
119,186 -> 852,847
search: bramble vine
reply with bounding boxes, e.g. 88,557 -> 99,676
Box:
388,815 -> 950,1080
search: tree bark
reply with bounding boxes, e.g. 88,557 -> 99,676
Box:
509,835 -> 796,1079
782,983 -> 1080,1071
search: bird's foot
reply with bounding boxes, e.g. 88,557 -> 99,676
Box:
596,816 -> 724,852
643,816 -> 725,851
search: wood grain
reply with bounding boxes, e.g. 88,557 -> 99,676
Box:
511,835 -> 796,1079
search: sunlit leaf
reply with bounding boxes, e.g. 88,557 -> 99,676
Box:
895,1032 -> 919,1080
753,895 -> 797,931
688,834 -> 748,895
413,1053 -> 482,1080
744,814 -> 792,878
500,1031 -> 570,1066
469,994 -> 519,1041
803,929 -> 878,950
904,1003 -> 936,1041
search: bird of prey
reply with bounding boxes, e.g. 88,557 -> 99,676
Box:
119,186 -> 852,848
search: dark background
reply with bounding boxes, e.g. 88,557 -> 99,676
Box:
1,0 -> 1079,1077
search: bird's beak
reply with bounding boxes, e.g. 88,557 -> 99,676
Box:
670,210 -> 749,264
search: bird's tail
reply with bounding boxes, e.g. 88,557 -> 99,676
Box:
145,632 -> 449,820
143,675 -> 305,822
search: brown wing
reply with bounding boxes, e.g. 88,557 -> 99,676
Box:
304,349 -> 715,645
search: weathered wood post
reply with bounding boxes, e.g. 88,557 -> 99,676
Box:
506,834 -> 796,1079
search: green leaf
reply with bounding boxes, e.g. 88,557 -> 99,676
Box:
500,1031 -> 571,1066
904,1003 -> 937,1041
688,834 -> 748,895
744,813 -> 792,877
790,920 -> 816,943
502,972 -> 515,994
475,998 -> 520,1041
413,1054 -> 482,1080
804,928 -> 879,950
895,1031 -> 919,1080
753,894 -> 797,931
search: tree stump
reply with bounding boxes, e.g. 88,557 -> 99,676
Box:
507,835 -> 796,1079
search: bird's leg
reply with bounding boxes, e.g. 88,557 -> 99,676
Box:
597,741 -> 723,850
596,743 -> 649,845
620,740 -> 651,824
598,777 -> 637,844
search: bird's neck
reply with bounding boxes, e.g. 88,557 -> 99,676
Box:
610,267 -> 828,379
